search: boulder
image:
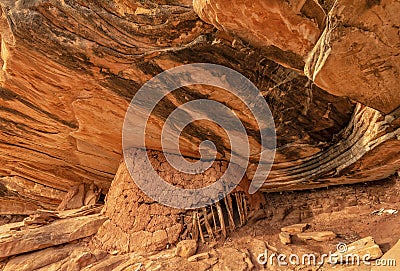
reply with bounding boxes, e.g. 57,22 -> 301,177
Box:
297,231 -> 337,242
175,240 -> 198,258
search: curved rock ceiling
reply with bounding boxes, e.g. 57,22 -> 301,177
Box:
0,0 -> 399,212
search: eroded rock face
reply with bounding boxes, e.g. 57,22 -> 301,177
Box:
0,0 -> 398,215
0,0 -> 351,208
193,0 -> 325,69
0,0 -> 212,208
262,104 -> 400,191
194,0 -> 400,114
305,0 -> 400,114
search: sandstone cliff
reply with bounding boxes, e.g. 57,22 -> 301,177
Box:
0,0 -> 398,216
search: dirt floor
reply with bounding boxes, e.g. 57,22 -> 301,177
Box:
1,175 -> 399,271
211,174 -> 400,270
246,174 -> 400,248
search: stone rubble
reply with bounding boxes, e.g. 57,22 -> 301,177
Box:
281,223 -> 309,234
297,231 -> 337,242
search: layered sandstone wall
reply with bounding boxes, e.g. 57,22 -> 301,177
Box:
0,0 -> 398,212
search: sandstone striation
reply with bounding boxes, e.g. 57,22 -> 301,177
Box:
0,0 -> 398,266
0,0 -> 398,213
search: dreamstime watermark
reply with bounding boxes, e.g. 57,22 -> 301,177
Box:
257,243 -> 397,267
122,63 -> 276,209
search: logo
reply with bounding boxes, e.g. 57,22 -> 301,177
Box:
336,242 -> 348,254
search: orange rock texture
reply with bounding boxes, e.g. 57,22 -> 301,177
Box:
0,0 -> 398,214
